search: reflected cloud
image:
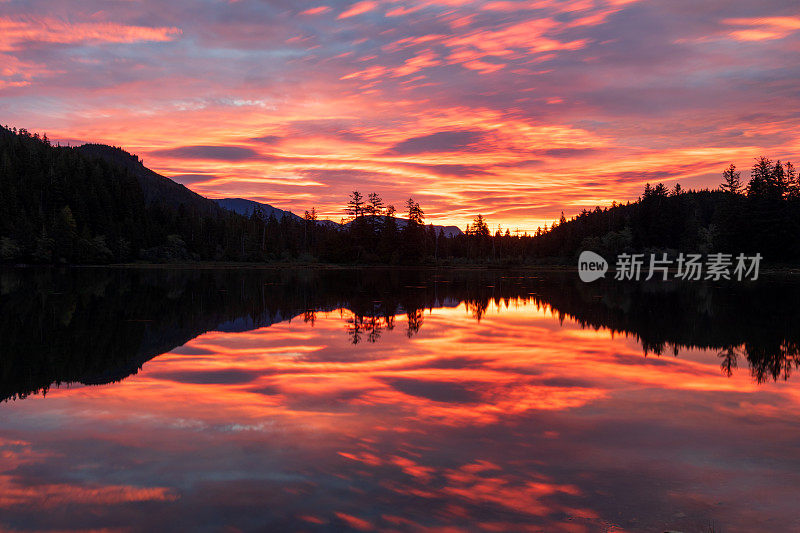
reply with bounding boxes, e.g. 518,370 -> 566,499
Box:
2,268 -> 800,530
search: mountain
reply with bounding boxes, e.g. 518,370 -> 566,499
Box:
213,198 -> 303,222
341,216 -> 463,237
215,197 -> 463,236
1,126 -> 473,265
78,144 -> 222,216
394,218 -> 463,237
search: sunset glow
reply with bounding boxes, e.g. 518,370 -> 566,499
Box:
2,1 -> 799,229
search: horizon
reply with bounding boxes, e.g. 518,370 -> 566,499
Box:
2,1 -> 799,230
1,123 -> 779,233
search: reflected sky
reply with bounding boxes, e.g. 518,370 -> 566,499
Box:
2,296 -> 800,532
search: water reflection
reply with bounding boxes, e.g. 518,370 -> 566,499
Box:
2,267 -> 799,401
1,267 -> 800,532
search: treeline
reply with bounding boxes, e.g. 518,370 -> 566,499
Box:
272,157 -> 800,264
0,125 -> 525,264
2,125 -> 799,264
527,157 -> 800,262
0,126 -> 497,264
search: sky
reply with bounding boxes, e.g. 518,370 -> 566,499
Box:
1,0 -> 799,230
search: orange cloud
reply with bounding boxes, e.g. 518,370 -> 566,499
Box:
724,16 -> 800,41
461,59 -> 505,74
0,475 -> 178,508
337,1 -> 379,19
4,0 -> 799,232
391,50 -> 441,77
0,16 -> 182,51
334,512 -> 373,530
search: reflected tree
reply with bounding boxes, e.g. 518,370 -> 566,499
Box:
4,267 -> 800,402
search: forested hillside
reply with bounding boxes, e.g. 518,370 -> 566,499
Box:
0,126 -> 252,262
532,159 -> 800,262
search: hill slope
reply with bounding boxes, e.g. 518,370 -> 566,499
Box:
0,127 -> 465,264
78,144 -> 222,216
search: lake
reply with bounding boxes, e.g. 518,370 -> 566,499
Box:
1,267 -> 799,532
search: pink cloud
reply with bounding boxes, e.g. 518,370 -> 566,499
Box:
337,1 -> 379,19
3,0 -> 799,231
724,16 -> 800,41
0,16 -> 182,51
461,59 -> 505,74
301,6 -> 331,16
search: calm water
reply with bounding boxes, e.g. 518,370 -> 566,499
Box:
1,267 -> 799,532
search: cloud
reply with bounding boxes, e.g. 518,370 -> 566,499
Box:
338,1 -> 378,19
0,16 -> 181,52
402,162 -> 495,177
250,135 -> 282,145
4,0 -> 800,230
384,130 -> 488,155
170,173 -> 220,185
149,368 -> 263,384
285,119 -> 375,143
299,168 -> 393,182
531,148 -> 599,158
150,145 -> 262,161
380,377 -> 483,404
301,6 -> 331,16
724,16 -> 800,41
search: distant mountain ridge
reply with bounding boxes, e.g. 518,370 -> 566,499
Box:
371,217 -> 463,237
214,197 -> 463,236
212,198 -> 303,223
78,145 -> 463,236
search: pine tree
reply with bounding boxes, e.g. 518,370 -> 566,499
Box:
786,162 -> 799,199
470,214 -> 490,236
366,192 -> 384,233
772,160 -> 788,199
346,191 -> 364,220
748,156 -> 775,199
406,198 -> 424,226
367,192 -> 384,216
721,164 -> 742,195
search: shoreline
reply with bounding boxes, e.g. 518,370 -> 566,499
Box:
2,261 -> 800,275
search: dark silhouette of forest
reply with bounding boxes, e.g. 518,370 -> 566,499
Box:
2,267 -> 799,401
537,158 -> 800,262
2,125 -> 800,265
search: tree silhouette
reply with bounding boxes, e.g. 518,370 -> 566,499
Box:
405,197 -> 424,226
366,192 -> 385,233
748,156 -> 780,199
2,123 -> 799,267
6,267 -> 800,402
720,164 -> 742,195
787,162 -> 800,199
469,214 -> 490,236
346,191 -> 365,220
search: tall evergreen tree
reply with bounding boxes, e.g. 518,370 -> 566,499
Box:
346,191 -> 365,220
720,164 -> 742,195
